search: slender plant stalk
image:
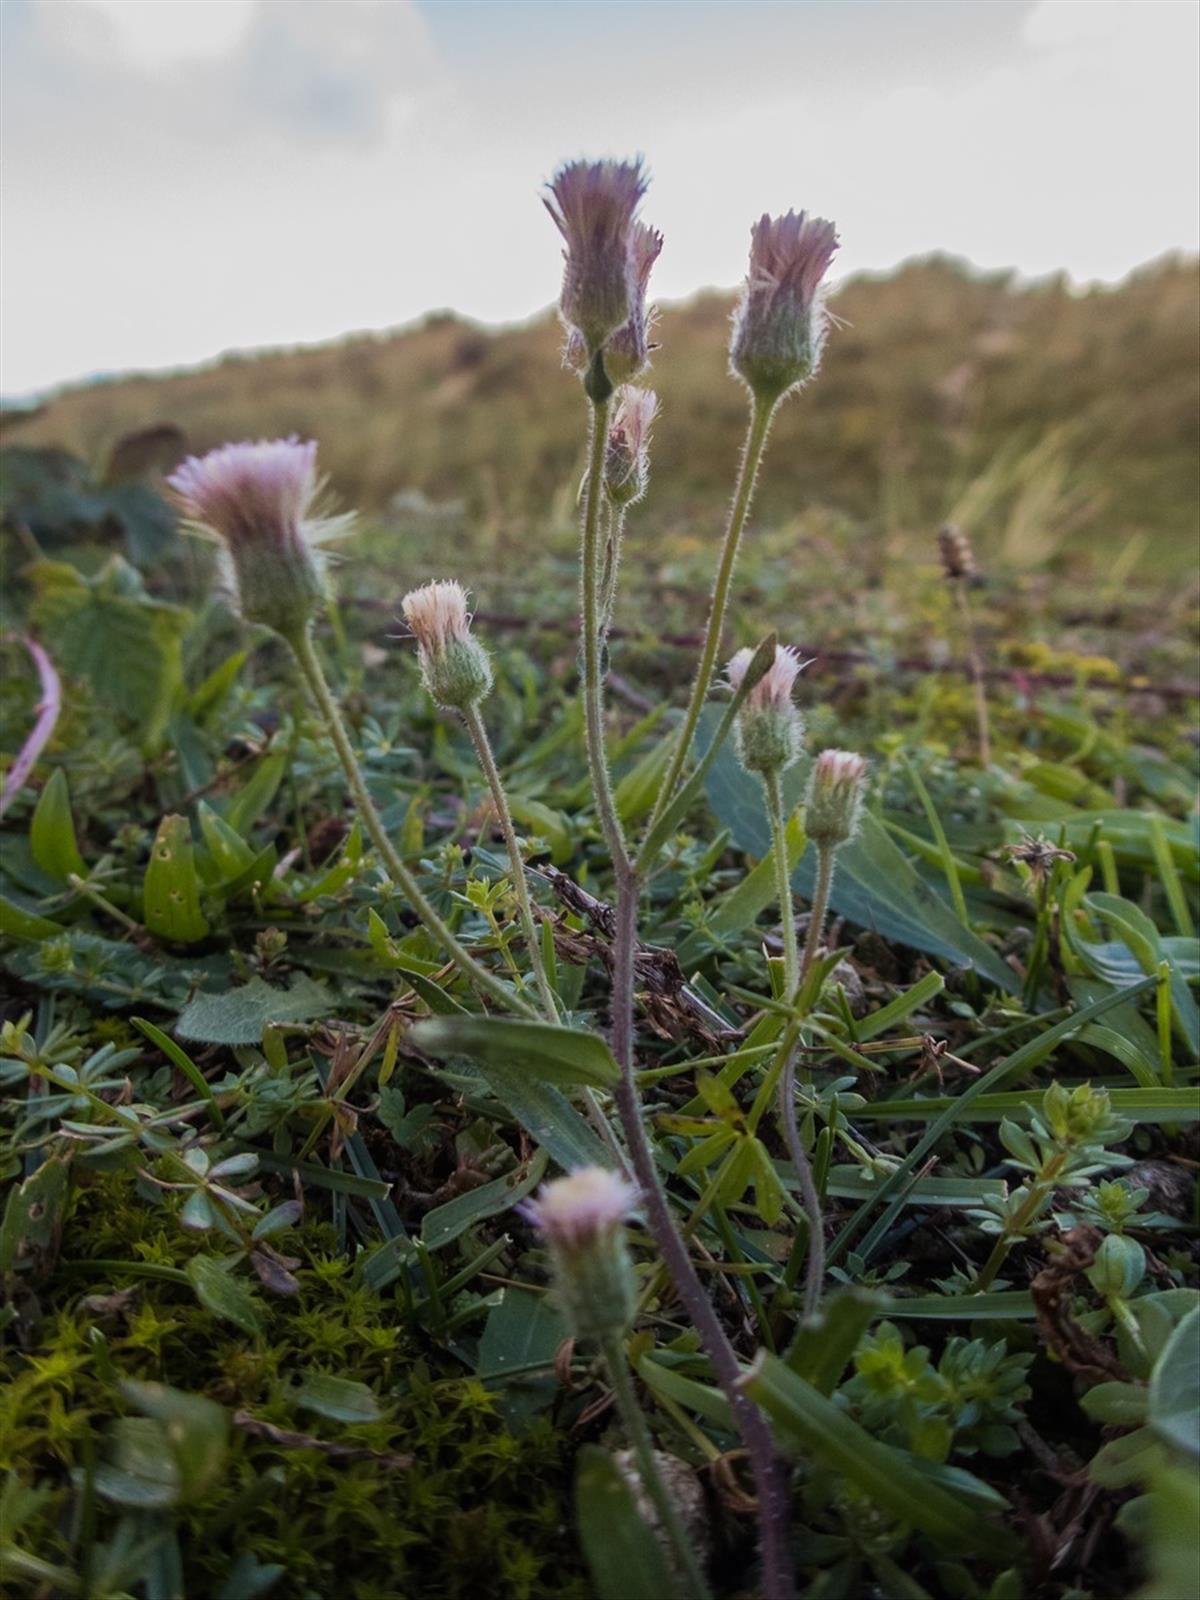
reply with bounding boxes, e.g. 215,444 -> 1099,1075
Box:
461,702 -> 560,1021
764,776 -> 824,1321
286,627 -> 537,1019
778,1049 -> 826,1322
764,771 -> 799,997
599,1332 -> 714,1600
648,397 -> 775,827
580,395 -> 631,873
578,390 -> 794,1600
610,878 -> 794,1600
799,843 -> 836,980
955,580 -> 992,769
599,503 -> 626,640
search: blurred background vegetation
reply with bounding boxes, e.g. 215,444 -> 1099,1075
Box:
4,256 -> 1198,586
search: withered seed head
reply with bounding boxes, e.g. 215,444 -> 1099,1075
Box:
938,523 -> 977,582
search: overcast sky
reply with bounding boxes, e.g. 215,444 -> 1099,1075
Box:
2,0 -> 1197,396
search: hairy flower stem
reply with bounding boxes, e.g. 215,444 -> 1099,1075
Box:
461,702 -> 560,1022
286,627 -> 537,1019
598,1332 -> 714,1600
765,774 -> 825,1321
764,771 -> 799,997
955,580 -> 992,769
800,844 -> 836,980
648,397 -> 775,828
611,880 -> 794,1600
581,395 -> 632,874
579,390 -> 793,1600
779,1050 -> 826,1322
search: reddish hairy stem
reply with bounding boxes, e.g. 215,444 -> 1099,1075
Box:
610,864 -> 794,1600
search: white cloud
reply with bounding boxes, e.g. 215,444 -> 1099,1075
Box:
1,0 -> 1196,395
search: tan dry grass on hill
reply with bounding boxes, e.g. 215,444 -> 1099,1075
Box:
7,257 -> 1198,571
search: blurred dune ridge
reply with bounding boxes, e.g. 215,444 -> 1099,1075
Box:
5,256 -> 1197,568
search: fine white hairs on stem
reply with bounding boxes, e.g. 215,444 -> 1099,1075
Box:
401,580 -> 493,710
728,643 -> 807,776
544,158 -> 652,372
730,211 -> 839,405
604,386 -> 659,507
168,436 -> 351,635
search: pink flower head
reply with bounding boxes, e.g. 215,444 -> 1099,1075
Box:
168,436 -> 347,633
401,580 -> 492,709
813,749 -> 868,788
730,210 -> 839,403
604,386 -> 658,507
522,1167 -> 639,1251
727,643 -> 805,712
169,437 -> 316,549
545,157 -> 648,363
728,643 -> 806,775
401,580 -> 472,653
806,748 -> 868,847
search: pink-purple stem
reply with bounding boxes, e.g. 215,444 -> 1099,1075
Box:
1,636 -> 62,820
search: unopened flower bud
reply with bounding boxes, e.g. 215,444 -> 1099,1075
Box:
523,1168 -> 640,1342
730,211 -> 839,405
168,437 -> 348,636
728,644 -> 806,776
401,580 -> 493,710
545,159 -> 647,365
938,523 -> 977,582
600,222 -> 663,384
604,387 -> 658,507
805,749 -> 868,848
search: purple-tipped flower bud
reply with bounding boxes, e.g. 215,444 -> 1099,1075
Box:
604,387 -> 658,508
545,158 -> 648,367
401,580 -> 493,710
730,211 -> 839,404
601,222 -> 663,384
168,437 -> 348,636
564,224 -> 663,383
805,749 -> 868,848
523,1167 -> 640,1341
728,644 -> 806,776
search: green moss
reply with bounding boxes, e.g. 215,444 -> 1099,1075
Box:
2,1170 -> 588,1600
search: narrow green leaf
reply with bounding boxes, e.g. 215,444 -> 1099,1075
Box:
849,1086 -> 1200,1126
295,1374 -> 382,1424
421,1150 -> 548,1251
831,976 -> 1156,1266
885,1292 -> 1036,1320
132,1017 -> 224,1131
1149,1305 -> 1200,1460
142,815 -> 209,944
574,1444 -> 677,1600
410,1015 -> 619,1091
786,1287 -> 884,1392
477,1287 -> 568,1382
186,1256 -> 263,1336
224,749 -> 288,837
29,768 -> 87,884
743,1352 -> 1016,1558
0,893 -> 65,941
473,1059 -> 614,1171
